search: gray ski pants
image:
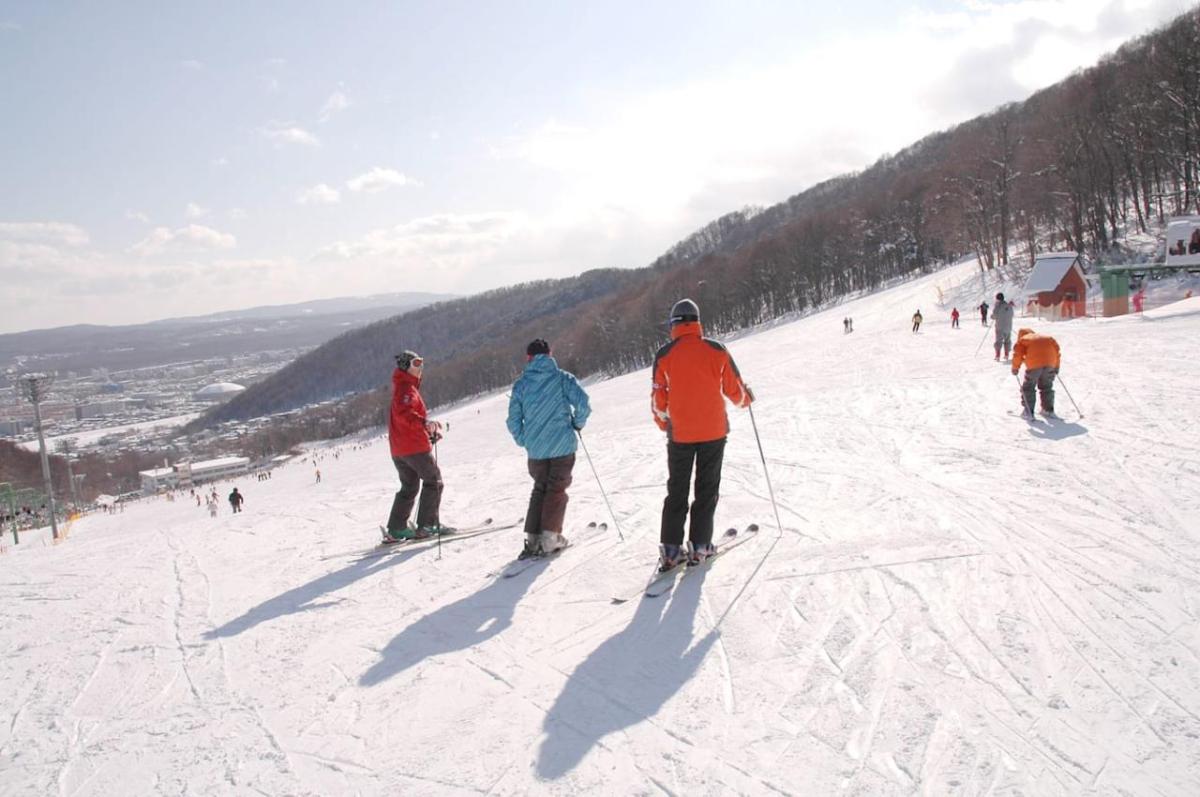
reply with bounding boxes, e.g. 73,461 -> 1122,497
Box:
1020,367 -> 1056,413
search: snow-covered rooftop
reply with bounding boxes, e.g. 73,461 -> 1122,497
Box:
1022,252 -> 1083,294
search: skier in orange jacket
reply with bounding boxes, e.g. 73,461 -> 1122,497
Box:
651,298 -> 753,570
1011,328 -> 1061,418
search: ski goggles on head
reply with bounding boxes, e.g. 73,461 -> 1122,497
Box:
409,357 -> 424,368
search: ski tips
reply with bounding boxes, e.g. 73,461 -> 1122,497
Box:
587,521 -> 596,528
747,523 -> 760,532
610,597 -> 629,605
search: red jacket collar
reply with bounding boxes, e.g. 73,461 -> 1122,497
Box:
670,321 -> 704,340
394,368 -> 422,388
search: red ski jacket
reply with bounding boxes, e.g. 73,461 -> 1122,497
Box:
388,369 -> 432,457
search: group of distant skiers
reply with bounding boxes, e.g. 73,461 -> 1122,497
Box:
382,298 -> 754,572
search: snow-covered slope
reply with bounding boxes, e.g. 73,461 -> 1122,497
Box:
3,258 -> 1199,795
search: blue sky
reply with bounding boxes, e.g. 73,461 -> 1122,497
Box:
0,0 -> 1191,333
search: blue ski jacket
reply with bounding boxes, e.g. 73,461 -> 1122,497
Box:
507,355 -> 591,460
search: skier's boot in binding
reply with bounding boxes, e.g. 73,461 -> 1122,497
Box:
540,530 -> 568,554
384,523 -> 427,542
419,524 -> 457,537
518,532 -> 543,560
688,541 -> 718,566
659,544 -> 688,573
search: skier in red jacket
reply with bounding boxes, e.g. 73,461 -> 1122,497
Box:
383,351 -> 448,541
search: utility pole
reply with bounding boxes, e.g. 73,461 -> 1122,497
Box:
22,373 -> 59,541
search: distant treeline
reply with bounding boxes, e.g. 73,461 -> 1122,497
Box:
187,8 -> 1200,452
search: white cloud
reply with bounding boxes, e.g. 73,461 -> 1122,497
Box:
260,123 -> 319,147
0,222 -> 90,247
319,90 -> 351,122
346,167 -> 421,193
494,0 -> 1189,235
297,184 -> 341,205
229,208 -> 247,220
125,210 -> 151,223
185,202 -> 210,219
317,211 -> 526,263
180,59 -> 204,70
260,76 -> 280,93
1,21 -> 24,33
131,224 -> 236,256
211,156 -> 229,167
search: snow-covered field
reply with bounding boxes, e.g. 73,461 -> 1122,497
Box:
3,258 -> 1199,795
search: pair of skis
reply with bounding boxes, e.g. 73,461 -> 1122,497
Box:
493,519 -> 610,578
325,517 -> 520,560
610,523 -> 760,605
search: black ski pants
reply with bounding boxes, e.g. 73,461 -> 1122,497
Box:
524,453 -> 575,535
387,452 -> 443,531
660,437 -> 725,548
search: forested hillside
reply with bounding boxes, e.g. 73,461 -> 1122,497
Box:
191,8 -> 1200,439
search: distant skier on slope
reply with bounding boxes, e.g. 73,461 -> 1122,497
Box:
506,338 -> 592,560
228,487 -> 244,513
652,298 -> 754,571
382,350 -> 451,541
912,309 -> 923,333
1011,328 -> 1061,418
951,307 -> 960,328
992,292 -> 1015,361
979,300 -> 989,325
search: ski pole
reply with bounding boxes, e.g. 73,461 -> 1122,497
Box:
1054,373 -> 1084,419
576,430 -> 624,541
747,404 -> 786,539
974,323 -> 992,356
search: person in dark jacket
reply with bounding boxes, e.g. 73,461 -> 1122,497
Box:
383,351 -> 448,541
651,299 -> 753,570
228,487 -> 244,513
506,339 -> 592,559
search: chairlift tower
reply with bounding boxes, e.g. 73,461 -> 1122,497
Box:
21,373 -> 60,541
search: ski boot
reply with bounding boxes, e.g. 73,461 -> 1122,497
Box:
518,532 -> 543,560
540,531 -> 568,554
659,544 -> 688,573
687,541 -> 718,566
383,523 -> 428,542
418,524 -> 457,537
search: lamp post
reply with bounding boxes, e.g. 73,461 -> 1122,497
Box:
21,373 -> 60,541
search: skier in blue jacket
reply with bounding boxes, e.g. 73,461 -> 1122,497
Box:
506,338 -> 592,559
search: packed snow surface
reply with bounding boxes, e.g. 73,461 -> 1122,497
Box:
3,258 -> 1199,795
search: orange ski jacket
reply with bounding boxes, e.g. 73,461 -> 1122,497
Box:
1011,329 -> 1061,373
651,321 -> 752,443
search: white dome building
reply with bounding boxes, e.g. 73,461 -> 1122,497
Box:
193,382 -> 246,402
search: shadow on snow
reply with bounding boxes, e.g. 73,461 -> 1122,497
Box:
1027,419 -> 1088,440
204,545 -> 427,640
536,568 -> 716,780
357,561 -> 547,686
